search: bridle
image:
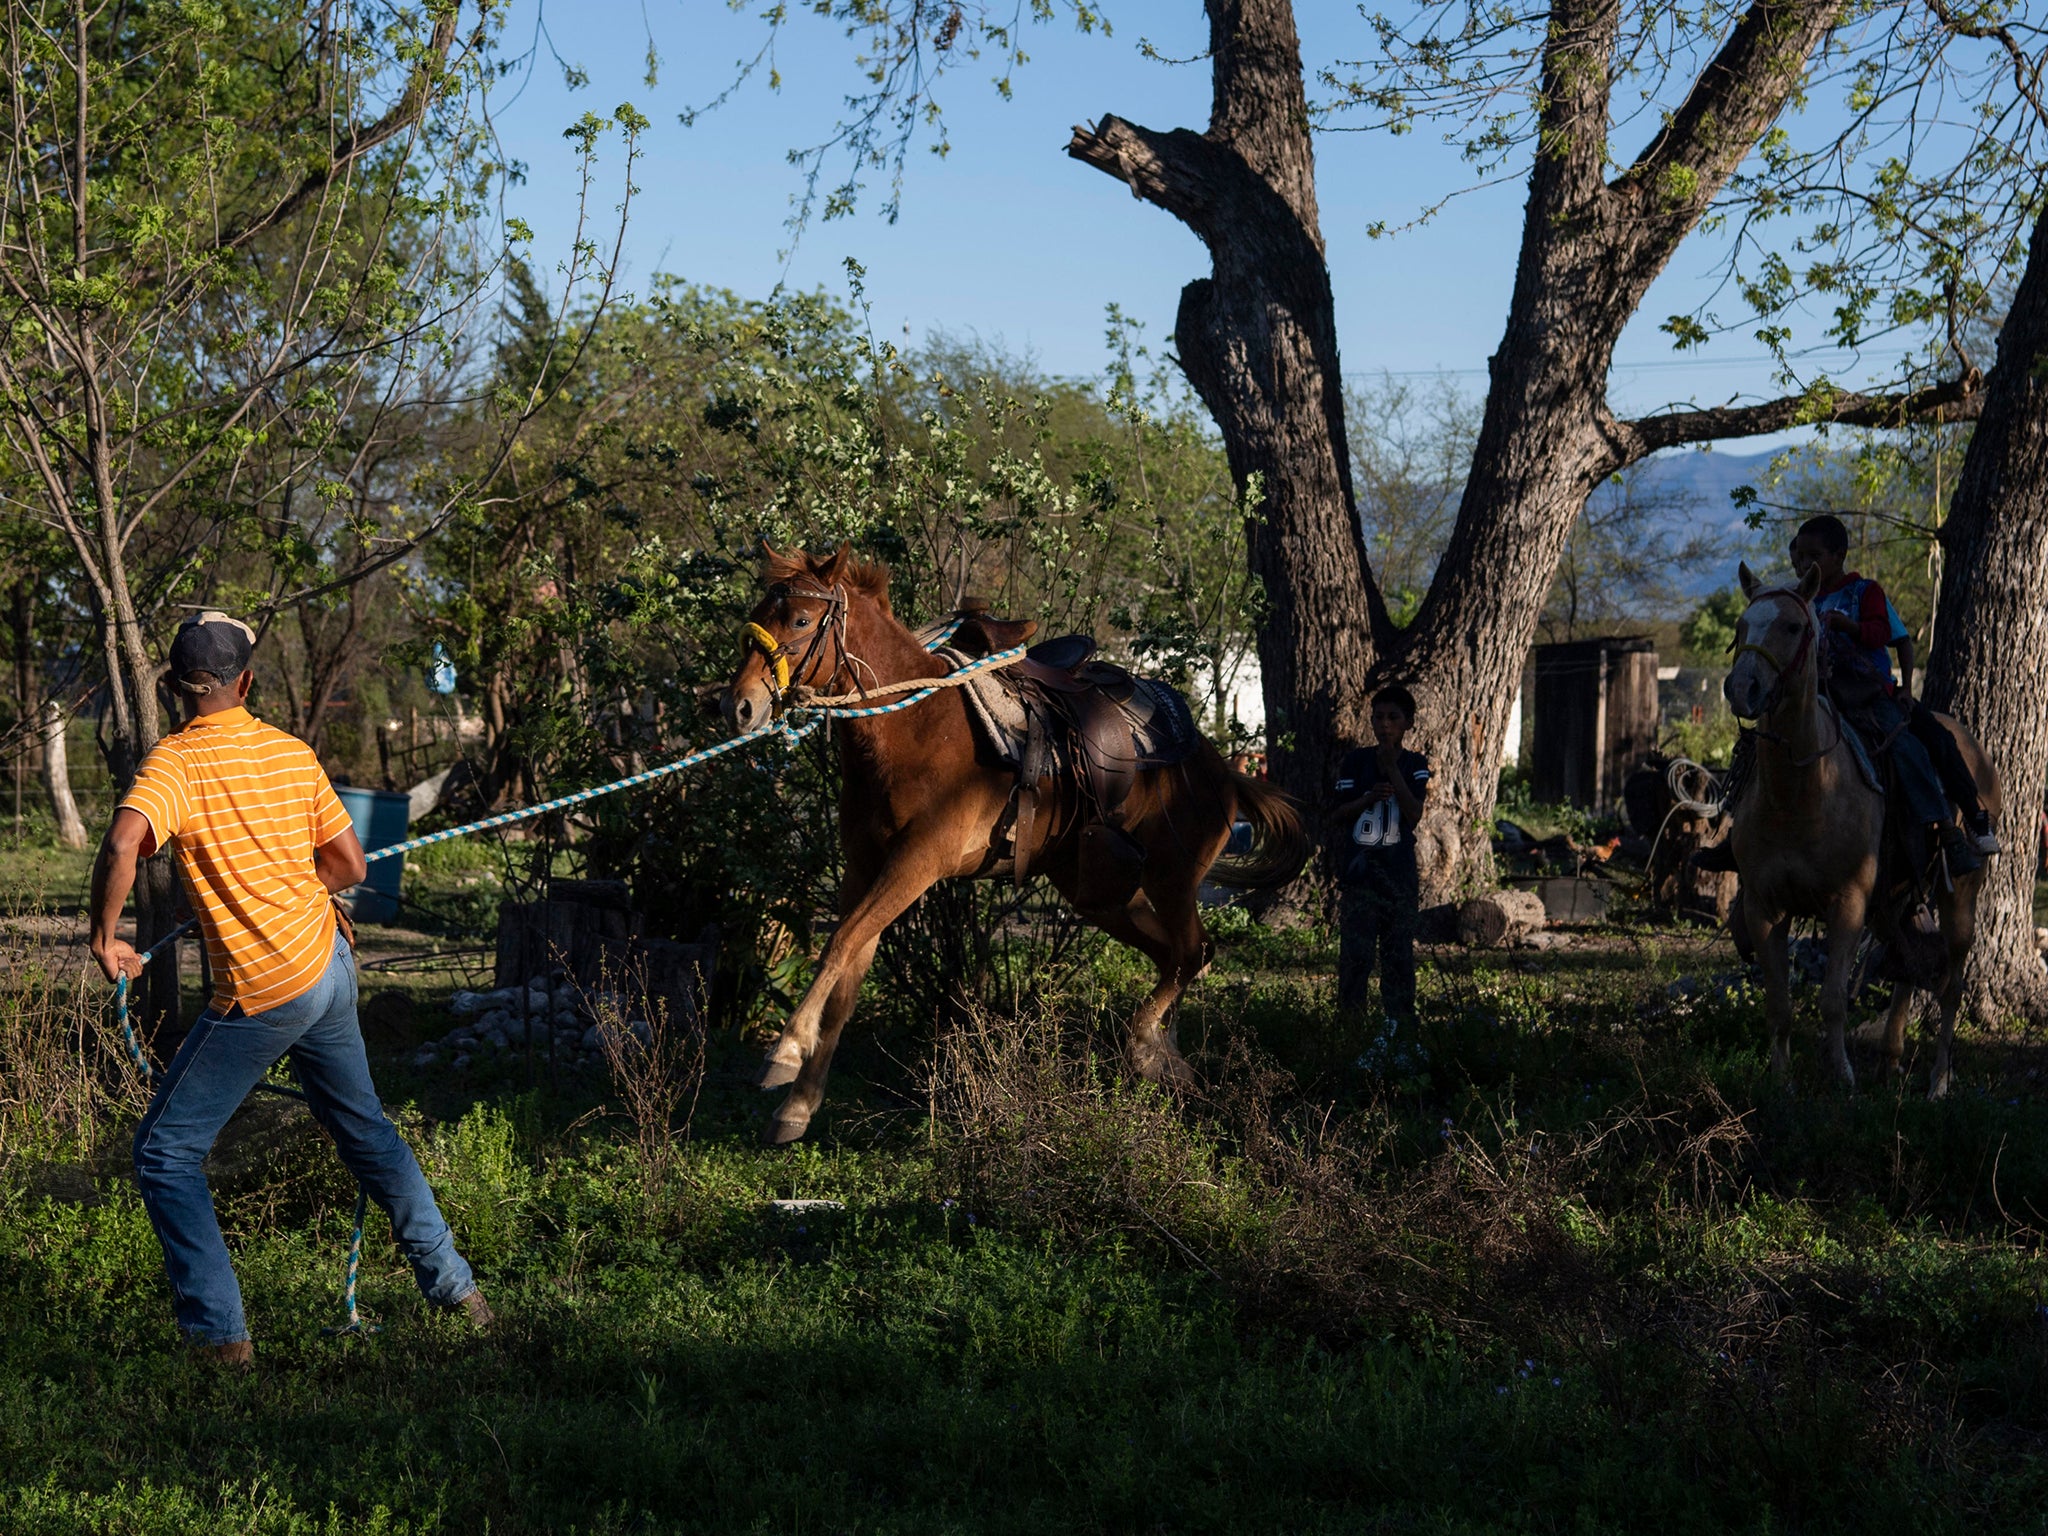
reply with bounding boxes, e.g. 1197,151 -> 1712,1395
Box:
1732,584 -> 1839,767
741,580 -> 864,709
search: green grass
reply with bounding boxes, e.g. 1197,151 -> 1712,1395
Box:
8,872 -> 2048,1531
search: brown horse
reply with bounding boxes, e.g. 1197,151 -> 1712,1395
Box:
723,545 -> 1309,1143
1723,563 -> 1999,1097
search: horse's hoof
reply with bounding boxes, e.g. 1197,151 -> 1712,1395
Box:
757,1043 -> 803,1090
1129,1041 -> 1194,1089
765,1113 -> 810,1146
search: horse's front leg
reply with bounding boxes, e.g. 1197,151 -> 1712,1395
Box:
766,932 -> 883,1143
1819,896 -> 1867,1090
758,845 -> 943,1091
1749,904 -> 1794,1080
1928,880 -> 1982,1100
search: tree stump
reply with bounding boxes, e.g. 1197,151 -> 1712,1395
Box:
1457,889 -> 1547,948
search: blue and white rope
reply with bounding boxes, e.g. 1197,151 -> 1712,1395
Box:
108,620 -> 1012,1336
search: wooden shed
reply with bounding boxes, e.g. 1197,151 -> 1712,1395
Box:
1529,636 -> 1660,812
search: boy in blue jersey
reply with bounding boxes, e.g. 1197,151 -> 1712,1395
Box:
1330,685 -> 1431,1063
1788,516 -> 1992,871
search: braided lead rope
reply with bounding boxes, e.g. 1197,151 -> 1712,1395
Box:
104,619 -> 981,1335
106,637 -> 959,1077
325,1189 -> 373,1337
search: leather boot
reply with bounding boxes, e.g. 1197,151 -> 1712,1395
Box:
194,1339 -> 254,1371
1965,808 -> 2001,856
1940,823 -> 1983,877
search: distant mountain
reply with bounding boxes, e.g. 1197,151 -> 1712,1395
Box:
1588,446 -> 1786,600
1631,446 -> 1781,518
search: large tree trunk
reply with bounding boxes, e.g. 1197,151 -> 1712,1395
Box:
1921,202 -> 2048,1026
1072,0 -> 1867,904
1071,0 -> 1382,816
38,700 -> 85,850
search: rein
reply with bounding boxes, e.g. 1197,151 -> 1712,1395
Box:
1734,585 -> 1840,771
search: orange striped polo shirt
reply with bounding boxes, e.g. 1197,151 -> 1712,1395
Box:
119,706 -> 355,1015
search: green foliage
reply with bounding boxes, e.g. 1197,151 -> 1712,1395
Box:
1663,706 -> 1741,768
399,277 -> 1256,1015
1681,588 -> 1746,661
424,1104 -> 532,1270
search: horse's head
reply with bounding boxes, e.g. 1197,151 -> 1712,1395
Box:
1723,561 -> 1822,721
723,542 -> 889,731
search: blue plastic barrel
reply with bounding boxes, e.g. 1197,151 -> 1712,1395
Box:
333,786 -> 411,924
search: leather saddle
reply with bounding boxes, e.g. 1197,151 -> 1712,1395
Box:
913,609 -> 1200,900
1004,634 -> 1198,900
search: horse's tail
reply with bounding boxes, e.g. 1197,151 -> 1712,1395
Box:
1208,765 -> 1312,889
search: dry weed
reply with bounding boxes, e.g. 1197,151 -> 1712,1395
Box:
0,928 -> 149,1174
594,977 -> 707,1209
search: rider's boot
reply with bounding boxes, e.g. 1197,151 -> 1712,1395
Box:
1965,807 -> 2001,857
1937,821 -> 1983,877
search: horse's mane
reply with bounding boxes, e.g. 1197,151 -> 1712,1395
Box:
764,545 -> 892,607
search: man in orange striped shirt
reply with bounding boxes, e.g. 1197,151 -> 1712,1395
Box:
90,612 -> 487,1367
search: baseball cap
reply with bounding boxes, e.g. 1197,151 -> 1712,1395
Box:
168,611 -> 255,695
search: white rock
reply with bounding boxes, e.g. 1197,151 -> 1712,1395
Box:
579,1026 -> 602,1051
451,1053 -> 471,1070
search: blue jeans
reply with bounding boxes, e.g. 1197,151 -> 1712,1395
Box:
132,931 -> 474,1345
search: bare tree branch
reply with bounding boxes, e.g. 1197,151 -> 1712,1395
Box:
1607,369 -> 1984,461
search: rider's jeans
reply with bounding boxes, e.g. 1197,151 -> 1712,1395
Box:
132,930 -> 475,1345
1860,693 -> 1950,828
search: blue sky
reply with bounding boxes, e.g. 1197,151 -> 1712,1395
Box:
481,0 -> 1915,449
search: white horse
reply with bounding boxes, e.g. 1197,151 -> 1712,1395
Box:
1722,563 -> 1997,1096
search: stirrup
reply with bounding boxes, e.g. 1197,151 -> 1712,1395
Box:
1966,812 -> 2001,857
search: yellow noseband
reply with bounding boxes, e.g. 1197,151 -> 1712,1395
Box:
744,622 -> 792,694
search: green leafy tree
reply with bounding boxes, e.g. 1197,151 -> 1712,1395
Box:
0,0 -> 635,1030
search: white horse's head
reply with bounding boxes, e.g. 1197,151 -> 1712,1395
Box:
1723,562 -> 1822,721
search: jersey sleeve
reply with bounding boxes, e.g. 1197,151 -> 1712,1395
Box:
1856,581 -> 1896,649
309,766 -> 356,847
1882,597 -> 1910,646
118,744 -> 191,852
1408,755 -> 1432,800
